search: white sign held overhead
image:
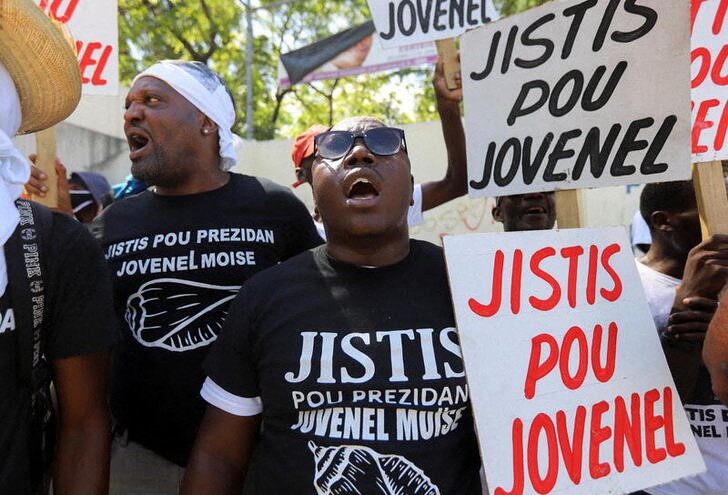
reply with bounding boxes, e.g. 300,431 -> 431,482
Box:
461,0 -> 691,198
692,0 -> 728,161
367,0 -> 498,47
443,227 -> 704,495
36,0 -> 119,96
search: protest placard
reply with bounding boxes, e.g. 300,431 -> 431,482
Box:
278,34 -> 437,87
367,0 -> 497,47
692,0 -> 728,161
443,227 -> 704,495
36,0 -> 119,95
461,0 -> 691,198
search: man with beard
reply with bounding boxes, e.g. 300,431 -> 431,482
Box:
182,117 -> 482,494
96,61 -> 321,493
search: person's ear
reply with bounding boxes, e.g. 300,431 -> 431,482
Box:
201,116 -> 217,136
650,211 -> 672,233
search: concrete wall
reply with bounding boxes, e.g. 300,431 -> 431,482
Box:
13,91 -> 130,184
238,119 -> 644,245
13,91 -> 643,245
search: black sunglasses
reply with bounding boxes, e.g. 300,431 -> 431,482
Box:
314,127 -> 407,160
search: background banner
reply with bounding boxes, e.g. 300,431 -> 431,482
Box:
36,0 -> 119,96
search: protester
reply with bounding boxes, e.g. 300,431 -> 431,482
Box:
492,192 -> 556,232
0,1 -> 117,493
26,159 -> 115,223
68,171 -> 113,223
182,116 -> 482,494
93,60 -> 322,493
704,290 -> 728,406
636,179 -> 728,495
290,60 -> 467,239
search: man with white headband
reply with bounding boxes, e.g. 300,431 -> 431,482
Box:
0,0 -> 117,493
95,60 -> 322,493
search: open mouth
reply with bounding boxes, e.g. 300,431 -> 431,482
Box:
525,205 -> 546,215
126,131 -> 150,158
347,178 -> 379,200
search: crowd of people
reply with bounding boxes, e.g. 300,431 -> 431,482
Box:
2,1 -> 728,494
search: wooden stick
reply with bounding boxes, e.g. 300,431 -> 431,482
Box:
692,161 -> 728,238
555,189 -> 585,229
435,38 -> 460,90
33,127 -> 58,208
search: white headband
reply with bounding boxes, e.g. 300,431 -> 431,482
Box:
134,61 -> 241,171
0,61 -> 31,298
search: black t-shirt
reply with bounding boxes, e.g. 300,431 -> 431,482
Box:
0,210 -> 118,494
101,172 -> 322,465
205,240 -> 482,494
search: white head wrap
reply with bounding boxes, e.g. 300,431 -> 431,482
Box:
133,61 -> 242,171
0,61 -> 31,298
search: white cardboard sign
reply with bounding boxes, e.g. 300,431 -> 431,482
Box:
692,0 -> 728,161
461,0 -> 691,198
444,227 -> 704,495
36,0 -> 119,96
367,0 -> 498,47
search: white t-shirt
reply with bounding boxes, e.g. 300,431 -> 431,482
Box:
636,261 -> 681,335
637,262 -> 728,495
315,183 -> 424,240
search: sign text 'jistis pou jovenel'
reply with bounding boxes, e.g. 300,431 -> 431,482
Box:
461,0 -> 691,198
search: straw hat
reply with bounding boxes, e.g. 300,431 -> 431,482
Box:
0,0 -> 82,134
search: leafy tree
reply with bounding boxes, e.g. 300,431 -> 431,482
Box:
253,0 -> 431,137
118,0 -> 550,139
118,0 -> 434,139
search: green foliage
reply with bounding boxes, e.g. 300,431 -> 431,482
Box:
118,0 -> 438,139
493,0 -> 550,16
118,0 -> 551,140
253,0 -> 433,138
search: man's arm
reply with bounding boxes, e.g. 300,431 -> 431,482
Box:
182,406 -> 260,494
662,234 -> 728,402
420,60 -> 468,212
704,292 -> 728,405
662,296 -> 717,402
51,350 -> 112,495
